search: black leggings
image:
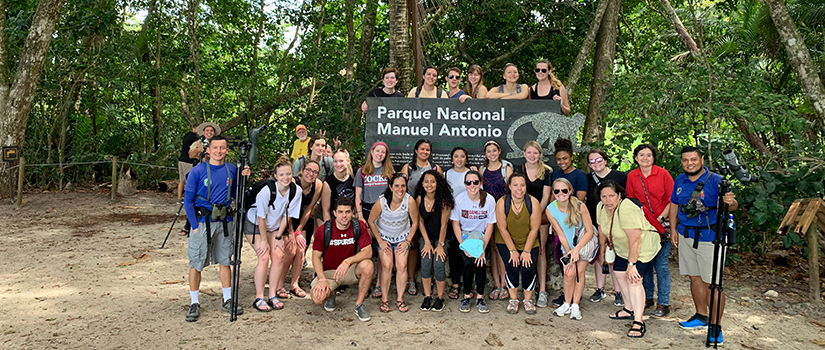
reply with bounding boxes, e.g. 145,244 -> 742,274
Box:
447,228 -> 463,286
496,244 -> 539,291
462,253 -> 487,296
291,218 -> 316,252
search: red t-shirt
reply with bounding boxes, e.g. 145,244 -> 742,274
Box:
626,165 -> 674,233
313,219 -> 371,271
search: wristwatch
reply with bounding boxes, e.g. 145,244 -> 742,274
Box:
628,261 -> 636,267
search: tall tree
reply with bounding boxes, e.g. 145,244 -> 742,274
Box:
389,0 -> 412,92
584,0 -> 621,141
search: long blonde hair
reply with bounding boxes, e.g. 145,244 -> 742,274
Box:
553,178 -> 582,228
465,65 -> 485,98
334,149 -> 354,178
523,140 -> 549,180
537,60 -> 563,90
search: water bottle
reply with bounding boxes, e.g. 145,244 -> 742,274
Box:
726,214 -> 737,245
727,214 -> 735,230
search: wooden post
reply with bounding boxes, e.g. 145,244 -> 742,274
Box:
111,156 -> 117,201
810,225 -> 821,303
16,158 -> 24,209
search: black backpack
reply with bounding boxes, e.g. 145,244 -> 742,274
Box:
504,194 -> 533,215
322,219 -> 362,256
243,179 -> 297,212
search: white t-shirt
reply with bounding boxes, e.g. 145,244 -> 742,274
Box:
445,168 -> 469,197
246,183 -> 303,231
450,191 -> 497,233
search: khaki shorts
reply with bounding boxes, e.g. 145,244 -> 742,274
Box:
311,263 -> 360,291
188,220 -> 235,271
678,234 -> 725,284
178,161 -> 194,182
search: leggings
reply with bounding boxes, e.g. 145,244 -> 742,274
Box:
420,238 -> 447,281
291,218 -> 315,251
462,252 -> 487,295
496,244 -> 539,291
447,227 -> 463,286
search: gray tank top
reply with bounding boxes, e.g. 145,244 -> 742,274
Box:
406,162 -> 434,195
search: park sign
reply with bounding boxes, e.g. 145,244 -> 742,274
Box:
365,97 -> 586,169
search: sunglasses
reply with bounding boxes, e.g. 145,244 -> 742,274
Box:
392,173 -> 408,179
589,157 -> 604,164
464,180 -> 481,186
447,75 -> 460,80
553,188 -> 569,194
535,68 -> 548,73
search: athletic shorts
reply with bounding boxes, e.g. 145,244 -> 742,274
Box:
311,263 -> 361,291
188,221 -> 235,271
679,234 -> 725,284
178,161 -> 194,182
612,255 -> 653,277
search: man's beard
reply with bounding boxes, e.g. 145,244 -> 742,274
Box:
685,168 -> 702,177
299,135 -> 308,141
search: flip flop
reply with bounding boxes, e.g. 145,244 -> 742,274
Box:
371,286 -> 383,298
406,281 -> 418,296
276,288 -> 289,299
178,229 -> 188,236
253,298 -> 272,312
290,287 -> 307,298
268,296 -> 284,310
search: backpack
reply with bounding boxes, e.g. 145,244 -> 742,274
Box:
297,155 -> 332,180
243,179 -> 297,213
480,160 -> 513,179
322,218 -> 362,256
414,86 -> 444,98
504,194 -> 533,215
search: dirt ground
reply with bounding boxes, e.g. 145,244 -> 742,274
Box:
1,190 -> 825,350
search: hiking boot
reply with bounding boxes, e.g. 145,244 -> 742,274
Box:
324,295 -> 336,312
554,303 -> 571,317
679,313 -> 709,329
614,292 -> 624,307
536,291 -> 549,308
432,297 -> 445,312
459,298 -> 472,313
552,293 -> 565,307
569,304 -> 582,320
222,299 -> 244,315
476,298 -> 489,313
650,304 -> 670,318
421,296 -> 433,311
589,288 -> 606,303
354,303 -> 370,322
185,303 -> 200,322
645,298 -> 655,309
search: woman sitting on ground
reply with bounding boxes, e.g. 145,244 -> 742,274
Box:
413,170 -> 455,311
530,59 -> 571,115
486,63 -> 529,100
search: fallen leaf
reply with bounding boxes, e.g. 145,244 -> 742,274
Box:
812,321 -> 825,328
813,339 -> 825,346
524,318 -> 546,326
135,253 -> 150,263
485,333 -> 503,347
201,288 -> 218,296
402,327 -> 429,335
160,280 -> 184,285
742,344 -> 767,350
117,261 -> 135,267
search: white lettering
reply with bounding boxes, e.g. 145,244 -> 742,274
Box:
377,106 -> 387,119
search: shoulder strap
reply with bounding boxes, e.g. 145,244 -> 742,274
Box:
351,218 -> 361,253
298,156 -> 305,172
498,85 -> 504,93
501,160 -> 511,177
322,220 -> 333,256
638,175 -> 655,215
266,180 -> 278,208
504,194 -> 512,215
516,84 -> 522,94
525,195 -> 533,214
436,88 -> 443,98
415,86 -> 422,98
591,172 -> 601,185
607,202 -> 618,249
224,164 -> 231,204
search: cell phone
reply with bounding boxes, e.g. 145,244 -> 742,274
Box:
602,263 -> 609,274
560,254 -> 571,266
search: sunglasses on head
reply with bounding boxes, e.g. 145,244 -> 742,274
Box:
464,180 -> 480,186
553,188 -> 569,194
447,75 -> 459,80
535,68 -> 548,73
589,157 -> 604,164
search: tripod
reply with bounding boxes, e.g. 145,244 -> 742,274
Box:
160,203 -> 184,249
229,141 -> 252,322
706,176 -> 736,348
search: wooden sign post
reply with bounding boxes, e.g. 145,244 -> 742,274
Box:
778,198 -> 825,303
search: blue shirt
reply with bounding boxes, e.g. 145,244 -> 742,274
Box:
552,168 -> 588,194
547,201 -> 578,254
449,89 -> 467,99
670,167 -> 723,242
184,162 -> 238,229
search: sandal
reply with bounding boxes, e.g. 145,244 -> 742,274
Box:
507,300 -> 519,314
379,301 -> 391,313
178,229 -> 188,236
397,300 -> 409,313
276,288 -> 289,299
290,287 -> 307,298
253,298 -> 272,312
406,281 -> 418,296
489,287 -> 502,300
268,296 -> 284,310
627,321 -> 646,338
371,286 -> 383,299
497,288 -> 509,300
523,299 -> 537,315
609,307 -> 635,320
448,285 -> 460,300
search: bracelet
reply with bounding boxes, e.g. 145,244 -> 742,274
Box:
509,249 -> 516,253
343,260 -> 350,267
294,231 -> 301,235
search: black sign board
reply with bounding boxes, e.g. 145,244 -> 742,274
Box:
365,98 -> 586,169
3,146 -> 19,162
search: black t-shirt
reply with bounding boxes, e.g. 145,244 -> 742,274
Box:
367,87 -> 404,98
520,164 -> 552,202
179,131 -> 199,163
325,174 -> 355,214
586,169 -> 628,226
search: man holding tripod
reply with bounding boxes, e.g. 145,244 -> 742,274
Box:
183,135 -> 249,322
670,146 -> 738,344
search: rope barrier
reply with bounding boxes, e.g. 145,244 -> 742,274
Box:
121,161 -> 177,170
6,160 -> 177,171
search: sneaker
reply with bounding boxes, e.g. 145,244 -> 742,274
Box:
507,299 -> 519,314
554,303 -> 571,317
459,298 -> 472,313
421,296 -> 433,311
614,292 -> 625,307
709,325 -> 724,345
324,295 -> 336,312
476,298 -> 490,313
569,304 -> 582,320
589,288 -> 607,303
185,303 -> 200,322
536,291 -> 549,308
552,293 -> 565,307
679,313 -> 709,329
354,303 -> 370,322
222,299 -> 244,315
523,299 -> 537,315
432,297 -> 445,312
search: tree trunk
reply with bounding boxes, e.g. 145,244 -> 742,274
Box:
584,0 -> 622,142
344,0 -> 355,82
389,0 -> 412,93
0,0 -> 67,197
763,0 -> 825,132
187,0 -> 202,122
657,0 -> 701,59
356,0 -> 378,82
567,0 -> 609,96
308,0 -> 327,106
409,0 -> 422,87
151,10 -> 163,151
247,0 -> 265,116
0,0 -> 10,111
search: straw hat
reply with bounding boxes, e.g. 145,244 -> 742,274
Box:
197,122 -> 221,136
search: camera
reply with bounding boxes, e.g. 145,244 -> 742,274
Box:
681,198 -> 707,219
719,149 -> 759,183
